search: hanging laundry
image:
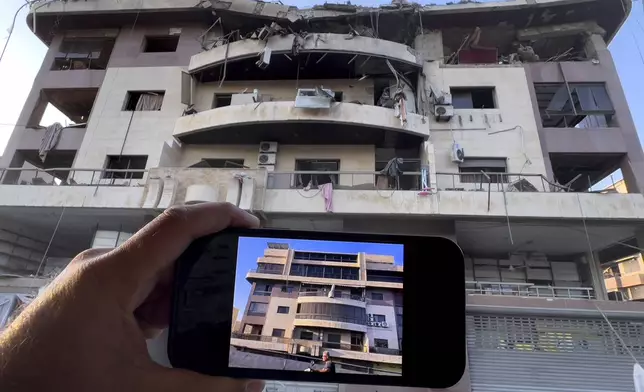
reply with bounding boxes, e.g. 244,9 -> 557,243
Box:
320,182 -> 333,212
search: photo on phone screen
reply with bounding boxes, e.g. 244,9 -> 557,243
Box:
229,236 -> 404,377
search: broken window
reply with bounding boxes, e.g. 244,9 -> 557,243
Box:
294,159 -> 339,188
143,36 -> 180,53
123,91 -> 165,111
212,94 -> 232,108
334,91 -> 343,102
188,159 -> 246,168
459,158 -> 508,184
452,88 -> 496,109
103,155 -> 148,179
535,83 -> 615,127
51,38 -> 115,71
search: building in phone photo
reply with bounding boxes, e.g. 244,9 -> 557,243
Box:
231,241 -> 403,376
1,0 -> 644,390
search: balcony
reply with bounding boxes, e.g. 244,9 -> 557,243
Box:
294,314 -> 367,333
173,102 -> 429,144
466,281 -> 595,300
369,346 -> 402,356
297,291 -> 366,308
605,273 -> 644,291
263,170 -> 644,221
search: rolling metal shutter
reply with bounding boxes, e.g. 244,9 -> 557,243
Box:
467,314 -> 644,392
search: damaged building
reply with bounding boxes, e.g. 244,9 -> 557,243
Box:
0,0 -> 644,390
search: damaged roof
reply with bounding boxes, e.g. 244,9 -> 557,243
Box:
27,0 -> 631,47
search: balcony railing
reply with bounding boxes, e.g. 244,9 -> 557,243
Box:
466,281 -> 595,300
0,167 -> 147,186
366,276 -> 404,284
266,170 -> 592,193
369,346 -> 402,356
249,268 -> 283,275
322,342 -> 365,352
295,314 -> 366,325
231,332 -> 289,344
252,290 -> 272,297
299,291 -> 365,301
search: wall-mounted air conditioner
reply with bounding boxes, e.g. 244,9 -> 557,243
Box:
451,143 -> 465,163
434,104 -> 454,122
258,153 -> 276,165
259,141 -> 278,153
256,47 -> 272,69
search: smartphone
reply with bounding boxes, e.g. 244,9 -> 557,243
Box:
168,228 -> 465,388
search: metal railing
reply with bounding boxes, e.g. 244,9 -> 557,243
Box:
267,171 -> 422,191
231,332 -> 289,344
265,170 -> 587,193
436,172 -> 581,193
298,291 -> 365,301
369,346 -> 402,356
249,269 -> 283,275
295,314 -> 366,325
0,167 -> 147,186
466,281 -> 595,299
322,342 -> 365,352
251,290 -> 272,297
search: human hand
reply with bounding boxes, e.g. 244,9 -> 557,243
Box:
0,202 -> 265,392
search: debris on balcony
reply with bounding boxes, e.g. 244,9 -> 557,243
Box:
294,87 -> 336,109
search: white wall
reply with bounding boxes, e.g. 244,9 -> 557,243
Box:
263,296 -> 298,338
424,63 -> 547,191
364,304 -> 399,349
73,66 -> 186,182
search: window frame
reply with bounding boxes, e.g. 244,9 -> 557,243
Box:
103,155 -> 148,180
374,338 -> 389,348
271,328 -> 286,338
371,292 -> 384,301
143,35 -> 180,53
276,306 -> 290,314
451,87 -> 497,109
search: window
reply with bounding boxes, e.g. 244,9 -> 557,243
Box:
280,285 -> 294,293
143,36 -> 180,52
271,328 -> 285,338
374,338 -> 389,348
253,284 -> 272,296
52,38 -> 115,70
351,333 -> 363,347
371,314 -> 386,323
103,155 -> 148,179
294,159 -> 339,188
123,91 -> 165,111
293,251 -> 357,263
213,94 -> 232,108
325,333 -> 341,348
458,158 -> 508,184
452,87 -> 496,109
371,292 -> 384,301
300,330 -> 314,340
534,83 -> 615,128
248,302 -> 268,315
334,91 -> 343,102
277,306 -> 290,314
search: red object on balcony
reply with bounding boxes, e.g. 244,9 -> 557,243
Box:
458,48 -> 498,64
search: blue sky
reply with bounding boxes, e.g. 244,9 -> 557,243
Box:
1,0 -> 643,185
233,236 -> 404,319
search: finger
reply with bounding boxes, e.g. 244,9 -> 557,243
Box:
150,368 -> 264,392
107,202 -> 259,305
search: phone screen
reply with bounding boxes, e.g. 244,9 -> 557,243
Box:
230,236 -> 404,377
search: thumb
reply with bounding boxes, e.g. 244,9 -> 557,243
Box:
149,368 -> 264,392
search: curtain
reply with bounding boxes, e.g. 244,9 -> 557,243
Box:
135,93 -> 163,111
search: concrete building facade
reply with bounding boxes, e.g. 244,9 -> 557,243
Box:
0,0 -> 643,391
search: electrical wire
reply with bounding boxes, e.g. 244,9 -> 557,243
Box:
35,206 -> 65,277
0,2 -> 30,66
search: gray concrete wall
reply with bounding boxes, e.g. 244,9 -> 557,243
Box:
525,34 -> 644,193
108,24 -> 208,68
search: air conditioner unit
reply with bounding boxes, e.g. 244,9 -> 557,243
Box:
294,88 -> 334,109
451,143 -> 465,163
258,153 -> 276,165
298,345 -> 312,354
256,47 -> 272,69
259,141 -> 278,153
434,104 -> 454,122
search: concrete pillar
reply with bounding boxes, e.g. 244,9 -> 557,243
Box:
583,253 -> 608,300
420,141 -> 437,191
584,33 -> 644,193
413,30 -> 444,62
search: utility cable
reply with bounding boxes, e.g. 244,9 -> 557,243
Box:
35,206 -> 65,277
0,2 -> 30,66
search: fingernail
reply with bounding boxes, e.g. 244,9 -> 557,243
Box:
245,380 -> 265,392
